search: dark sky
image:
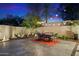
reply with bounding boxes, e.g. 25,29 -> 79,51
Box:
0,3 -> 29,18
0,3 -> 64,22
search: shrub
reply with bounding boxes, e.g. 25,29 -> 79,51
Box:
56,34 -> 70,40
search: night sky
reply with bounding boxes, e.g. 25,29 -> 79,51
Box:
0,3 -> 29,18
0,3 -> 75,22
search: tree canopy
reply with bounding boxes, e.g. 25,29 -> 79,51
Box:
21,14 -> 42,28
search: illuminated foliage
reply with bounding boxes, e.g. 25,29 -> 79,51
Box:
21,14 -> 42,28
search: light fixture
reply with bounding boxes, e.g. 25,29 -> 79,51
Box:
56,14 -> 58,17
64,9 -> 66,12
50,17 -> 53,19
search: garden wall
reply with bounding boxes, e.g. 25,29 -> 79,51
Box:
0,25 -> 79,41
0,25 -> 11,41
36,26 -> 74,38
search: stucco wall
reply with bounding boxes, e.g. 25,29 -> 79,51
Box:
0,25 -> 79,41
36,26 -> 74,38
0,25 -> 10,41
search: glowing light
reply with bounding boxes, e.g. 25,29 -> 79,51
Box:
48,17 -> 63,23
64,9 -> 66,12
50,17 -> 53,20
56,14 -> 58,17
37,21 -> 45,24
37,22 -> 41,24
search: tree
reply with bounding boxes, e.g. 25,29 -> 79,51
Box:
59,4 -> 77,20
21,13 -> 42,28
0,14 -> 23,26
44,4 -> 49,23
41,4 -> 50,23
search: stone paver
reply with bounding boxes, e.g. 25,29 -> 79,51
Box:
75,52 -> 79,56
0,39 -> 76,56
77,45 -> 79,50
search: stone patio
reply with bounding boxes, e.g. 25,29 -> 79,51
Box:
75,44 -> 79,56
0,39 -> 76,56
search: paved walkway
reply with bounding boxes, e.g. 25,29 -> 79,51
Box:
71,42 -> 79,56
0,39 -> 76,56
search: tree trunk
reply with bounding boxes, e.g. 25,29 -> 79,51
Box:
44,4 -> 49,23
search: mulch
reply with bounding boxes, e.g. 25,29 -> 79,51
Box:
32,39 -> 60,46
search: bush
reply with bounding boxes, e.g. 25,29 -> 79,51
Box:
56,34 -> 70,40
52,33 -> 58,37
